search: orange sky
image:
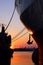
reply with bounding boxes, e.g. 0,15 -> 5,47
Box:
10,31 -> 38,49
0,1 -> 38,65
0,0 -> 38,49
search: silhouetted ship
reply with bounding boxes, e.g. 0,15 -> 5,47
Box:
15,0 -> 43,65
0,25 -> 13,65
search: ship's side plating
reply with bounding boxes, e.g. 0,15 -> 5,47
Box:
15,0 -> 43,65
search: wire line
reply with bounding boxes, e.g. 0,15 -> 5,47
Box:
5,1 -> 15,31
12,28 -> 25,40
12,32 -> 28,42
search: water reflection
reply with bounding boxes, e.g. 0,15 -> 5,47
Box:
11,52 -> 34,65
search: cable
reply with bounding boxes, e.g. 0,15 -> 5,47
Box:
12,32 -> 28,42
12,28 -> 25,40
4,0 -> 26,41
5,1 -> 15,31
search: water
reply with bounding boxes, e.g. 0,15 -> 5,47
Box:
11,52 -> 34,65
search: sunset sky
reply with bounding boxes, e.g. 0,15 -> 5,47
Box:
0,0 -> 38,49
0,0 -> 38,65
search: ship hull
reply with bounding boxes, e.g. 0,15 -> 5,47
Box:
20,0 -> 43,33
16,0 -> 43,33
20,2 -> 43,64
32,30 -> 43,65
15,0 -> 43,65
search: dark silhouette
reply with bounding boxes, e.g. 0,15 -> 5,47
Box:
14,48 -> 36,52
27,34 -> 33,45
32,48 -> 39,65
0,25 -> 13,65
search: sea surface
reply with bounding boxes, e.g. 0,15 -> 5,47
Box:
11,52 -> 34,65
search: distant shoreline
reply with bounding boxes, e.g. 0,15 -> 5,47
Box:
13,48 -> 37,52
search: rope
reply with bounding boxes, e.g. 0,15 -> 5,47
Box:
12,28 -> 25,40
12,32 -> 28,42
5,1 -> 15,31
